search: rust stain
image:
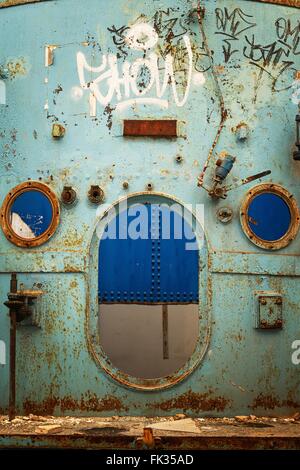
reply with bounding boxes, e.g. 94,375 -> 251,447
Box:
6,58 -> 27,79
63,229 -> 84,248
229,332 -> 245,342
231,121 -> 248,133
251,394 -> 300,410
207,274 -> 213,307
148,390 -> 231,413
214,65 -> 225,74
63,264 -> 82,273
23,393 -> 128,415
44,350 -> 58,368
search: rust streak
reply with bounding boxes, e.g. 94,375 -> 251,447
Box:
251,394 -> 300,410
23,394 -> 128,415
148,390 -> 231,413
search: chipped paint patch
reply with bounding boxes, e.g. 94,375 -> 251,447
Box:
5,58 -> 27,79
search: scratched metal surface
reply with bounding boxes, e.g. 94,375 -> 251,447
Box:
0,0 -> 300,417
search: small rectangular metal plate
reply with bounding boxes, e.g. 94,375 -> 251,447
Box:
256,293 -> 283,329
123,120 -> 177,138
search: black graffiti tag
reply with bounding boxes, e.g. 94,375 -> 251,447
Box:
243,16 -> 300,92
215,7 -> 256,62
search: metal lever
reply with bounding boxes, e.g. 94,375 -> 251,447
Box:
224,170 -> 272,193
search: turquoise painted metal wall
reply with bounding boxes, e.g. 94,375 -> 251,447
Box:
0,0 -> 300,416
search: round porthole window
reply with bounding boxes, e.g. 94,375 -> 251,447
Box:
0,181 -> 60,248
240,184 -> 300,250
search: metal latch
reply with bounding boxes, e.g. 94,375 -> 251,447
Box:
4,289 -> 43,323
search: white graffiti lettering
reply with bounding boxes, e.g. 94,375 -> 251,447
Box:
76,23 -> 196,111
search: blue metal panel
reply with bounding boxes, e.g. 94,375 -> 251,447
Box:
99,204 -> 153,303
98,204 -> 198,303
159,206 -> 199,303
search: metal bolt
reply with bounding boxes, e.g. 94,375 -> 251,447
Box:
61,186 -> 77,205
217,207 -> 233,224
123,181 -> 129,189
88,185 -> 104,204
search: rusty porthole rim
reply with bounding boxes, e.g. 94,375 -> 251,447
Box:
87,191 -> 211,392
240,183 -> 300,251
0,180 -> 60,248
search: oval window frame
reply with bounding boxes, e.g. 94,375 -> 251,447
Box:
87,192 -> 211,391
0,181 -> 60,248
240,183 -> 300,250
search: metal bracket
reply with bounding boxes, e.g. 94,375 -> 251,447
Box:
255,291 -> 283,329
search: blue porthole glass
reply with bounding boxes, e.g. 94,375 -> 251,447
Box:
247,192 -> 291,241
9,190 -> 53,239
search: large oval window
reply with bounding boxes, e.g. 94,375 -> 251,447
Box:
92,195 -> 209,389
